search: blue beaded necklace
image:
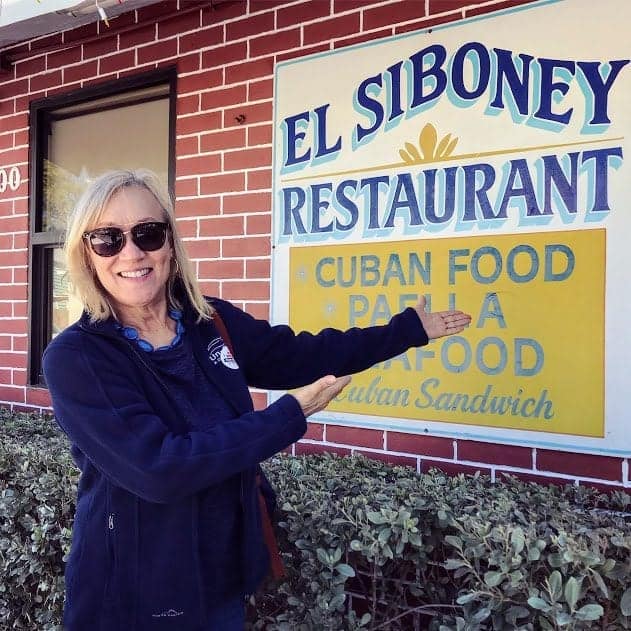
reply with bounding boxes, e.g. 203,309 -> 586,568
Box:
116,308 -> 185,352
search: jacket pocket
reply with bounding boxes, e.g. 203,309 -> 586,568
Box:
135,497 -> 204,629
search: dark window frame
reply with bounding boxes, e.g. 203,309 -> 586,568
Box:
28,67 -> 177,386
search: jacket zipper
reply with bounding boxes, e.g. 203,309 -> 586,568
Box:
81,318 -> 253,585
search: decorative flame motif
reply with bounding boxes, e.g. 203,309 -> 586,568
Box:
398,123 -> 459,164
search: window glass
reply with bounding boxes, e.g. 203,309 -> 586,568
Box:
42,98 -> 169,232
50,247 -> 83,338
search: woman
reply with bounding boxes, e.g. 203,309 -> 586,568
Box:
43,169 -> 471,631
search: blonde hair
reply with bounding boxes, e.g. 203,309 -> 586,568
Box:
65,169 -> 213,322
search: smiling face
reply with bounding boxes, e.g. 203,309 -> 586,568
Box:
86,185 -> 173,321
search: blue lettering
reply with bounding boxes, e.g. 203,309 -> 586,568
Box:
409,45 -> 447,109
349,295 -> 369,326
334,180 -> 359,231
544,244 -> 574,281
354,74 -> 384,145
533,58 -> 575,125
577,60 -> 630,125
462,163 -> 496,220
310,183 -> 334,233
313,104 -> 342,161
282,187 -> 306,235
515,338 -> 544,376
476,337 -> 507,376
451,41 -> 490,100
476,292 -> 506,328
499,159 -> 541,217
361,255 -> 381,287
315,257 -> 335,287
441,336 -> 472,373
282,111 -> 310,168
384,173 -> 422,227
581,147 -> 623,212
449,249 -> 469,285
542,152 -> 579,216
507,244 -> 539,283
385,61 -> 405,123
360,176 -> 390,229
471,246 -> 502,284
490,48 -> 533,115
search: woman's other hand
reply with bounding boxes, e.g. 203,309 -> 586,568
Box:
415,295 -> 472,340
292,375 -> 352,417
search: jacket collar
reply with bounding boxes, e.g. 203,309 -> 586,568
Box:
76,295 -> 250,416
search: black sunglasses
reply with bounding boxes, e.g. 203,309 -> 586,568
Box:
83,221 -> 169,257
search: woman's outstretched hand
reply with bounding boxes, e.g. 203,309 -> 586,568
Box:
414,295 -> 472,340
292,375 -> 352,418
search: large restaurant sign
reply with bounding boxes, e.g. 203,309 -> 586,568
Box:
271,0 -> 630,455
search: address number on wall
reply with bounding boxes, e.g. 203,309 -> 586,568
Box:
0,167 -> 22,193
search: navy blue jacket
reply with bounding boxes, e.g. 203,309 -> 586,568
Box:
42,297 -> 428,630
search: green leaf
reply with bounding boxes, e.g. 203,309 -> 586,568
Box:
528,546 -> 541,561
621,588 -> 631,616
444,559 -> 468,570
555,612 -> 572,626
575,604 -> 603,621
581,552 -> 601,567
359,613 -> 371,627
316,548 -> 330,565
506,605 -> 530,624
564,577 -> 579,611
367,511 -> 387,525
548,570 -> 562,601
591,570 -> 609,599
471,607 -> 490,623
511,527 -> 525,554
528,596 -> 549,611
456,592 -> 478,605
378,527 -> 391,545
444,535 -> 463,550
484,571 -> 504,587
335,563 -> 355,578
329,593 -> 346,610
331,547 -> 342,564
548,552 -> 564,567
409,533 -> 422,546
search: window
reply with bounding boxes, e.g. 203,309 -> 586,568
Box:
28,68 -> 176,385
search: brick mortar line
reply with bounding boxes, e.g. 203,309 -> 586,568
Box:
302,440 -> 629,486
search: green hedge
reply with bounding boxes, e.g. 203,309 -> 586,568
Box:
0,410 -> 76,630
1,410 -> 630,630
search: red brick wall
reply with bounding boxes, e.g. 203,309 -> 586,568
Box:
0,0 -> 627,491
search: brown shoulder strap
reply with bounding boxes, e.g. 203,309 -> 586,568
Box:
213,312 -> 234,356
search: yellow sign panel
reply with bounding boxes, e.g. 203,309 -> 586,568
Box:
289,229 -> 605,437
